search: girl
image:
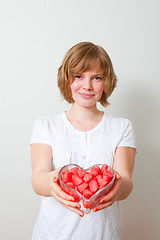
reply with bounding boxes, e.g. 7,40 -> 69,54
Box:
30,42 -> 136,240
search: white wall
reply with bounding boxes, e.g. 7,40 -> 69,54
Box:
0,0 -> 160,239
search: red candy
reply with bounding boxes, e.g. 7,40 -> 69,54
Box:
72,175 -> 83,186
69,167 -> 79,175
83,173 -> 93,183
77,182 -> 88,193
90,166 -> 101,177
101,164 -> 108,175
78,169 -> 86,178
98,179 -> 108,189
61,171 -> 73,183
82,188 -> 93,199
89,180 -> 99,193
60,164 -> 114,199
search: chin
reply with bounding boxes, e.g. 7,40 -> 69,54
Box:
76,100 -> 97,108
72,95 -> 101,108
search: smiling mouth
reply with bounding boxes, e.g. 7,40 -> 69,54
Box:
79,93 -> 95,99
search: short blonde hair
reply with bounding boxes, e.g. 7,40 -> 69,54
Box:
57,42 -> 117,106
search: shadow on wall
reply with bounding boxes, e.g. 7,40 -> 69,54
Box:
119,85 -> 160,240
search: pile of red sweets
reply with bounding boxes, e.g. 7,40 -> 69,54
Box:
60,164 -> 114,199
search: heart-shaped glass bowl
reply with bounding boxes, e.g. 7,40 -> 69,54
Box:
58,164 -> 115,214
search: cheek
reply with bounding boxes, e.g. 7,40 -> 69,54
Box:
95,82 -> 105,94
70,81 -> 80,92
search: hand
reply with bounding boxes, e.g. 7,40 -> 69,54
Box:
50,167 -> 84,217
93,171 -> 122,212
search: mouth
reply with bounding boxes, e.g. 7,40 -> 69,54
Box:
79,93 -> 95,99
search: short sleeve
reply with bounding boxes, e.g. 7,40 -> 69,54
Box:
30,118 -> 52,146
117,119 -> 137,150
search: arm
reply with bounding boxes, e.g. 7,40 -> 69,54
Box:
31,143 -> 54,196
30,143 -> 84,216
93,146 -> 136,212
113,146 -> 135,200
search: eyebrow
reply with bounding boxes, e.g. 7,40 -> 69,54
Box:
92,73 -> 103,77
74,72 -> 103,76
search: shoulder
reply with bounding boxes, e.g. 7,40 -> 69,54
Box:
33,113 -> 64,133
106,114 -> 132,126
104,113 -> 134,134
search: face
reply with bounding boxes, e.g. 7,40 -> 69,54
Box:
70,70 -> 105,108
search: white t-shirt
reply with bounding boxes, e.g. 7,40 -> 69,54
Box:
30,112 -> 136,240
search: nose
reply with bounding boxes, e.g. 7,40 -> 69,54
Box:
83,78 -> 93,90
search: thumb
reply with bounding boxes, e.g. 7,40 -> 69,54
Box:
53,167 -> 62,183
114,170 -> 121,180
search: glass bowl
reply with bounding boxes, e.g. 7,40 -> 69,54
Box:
58,164 -> 115,214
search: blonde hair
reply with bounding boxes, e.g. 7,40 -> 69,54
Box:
57,42 -> 117,106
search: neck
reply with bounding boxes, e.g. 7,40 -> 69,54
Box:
66,103 -> 103,121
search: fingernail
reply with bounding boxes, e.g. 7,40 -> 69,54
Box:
75,205 -> 80,209
79,213 -> 83,217
70,198 -> 75,201
94,208 -> 98,212
100,199 -> 104,204
117,173 -> 121,179
53,177 -> 57,182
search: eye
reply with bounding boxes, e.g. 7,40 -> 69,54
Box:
75,75 -> 82,80
94,76 -> 102,81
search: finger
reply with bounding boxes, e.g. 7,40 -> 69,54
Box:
61,203 -> 84,217
51,182 -> 75,201
100,189 -> 116,203
100,178 -> 121,203
93,200 -> 114,212
114,170 -> 121,180
116,174 -> 121,180
54,193 -> 80,209
56,166 -> 62,174
53,167 -> 62,177
53,176 -> 59,183
53,167 -> 62,180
